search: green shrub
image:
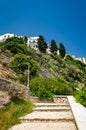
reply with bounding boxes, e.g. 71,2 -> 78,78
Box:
19,74 -> 27,85
65,55 -> 86,74
27,47 -> 36,55
65,55 -> 74,62
75,90 -> 86,107
0,42 -> 4,47
5,36 -> 24,44
74,60 -> 86,73
30,59 -> 40,75
30,77 -> 73,99
9,53 -> 29,73
9,54 -> 40,76
50,54 -> 63,64
4,42 -> 28,54
36,86 -> 53,99
2,37 -> 29,55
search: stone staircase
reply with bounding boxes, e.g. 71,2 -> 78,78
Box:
8,96 -> 77,130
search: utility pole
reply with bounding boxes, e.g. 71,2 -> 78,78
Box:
27,63 -> 30,93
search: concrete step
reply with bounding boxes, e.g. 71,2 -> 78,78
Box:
20,118 -> 74,123
8,122 -> 76,130
20,111 -> 73,123
34,106 -> 70,112
8,96 -> 77,130
35,103 -> 69,107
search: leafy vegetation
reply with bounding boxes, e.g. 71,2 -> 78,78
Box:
0,35 -> 86,107
65,55 -> 86,74
9,53 -> 40,76
2,37 -> 29,55
30,59 -> 40,75
5,36 -> 24,44
9,53 -> 29,73
0,99 -> 34,130
75,90 -> 86,107
30,77 -> 73,99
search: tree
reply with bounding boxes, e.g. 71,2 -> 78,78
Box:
50,40 -> 58,54
59,43 -> 66,58
23,36 -> 28,43
9,53 -> 29,73
37,35 -> 47,53
9,53 -> 40,75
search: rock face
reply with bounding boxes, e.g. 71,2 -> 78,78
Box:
0,52 -> 17,79
0,90 -> 10,109
0,77 -> 30,101
0,53 -> 30,106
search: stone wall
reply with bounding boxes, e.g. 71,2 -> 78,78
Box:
0,90 -> 10,109
54,95 -> 69,104
0,77 -> 29,101
30,95 -> 69,104
30,96 -> 53,103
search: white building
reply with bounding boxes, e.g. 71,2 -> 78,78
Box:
46,45 -> 51,54
72,55 -> 86,64
77,57 -> 86,64
27,36 -> 39,50
0,33 -> 14,42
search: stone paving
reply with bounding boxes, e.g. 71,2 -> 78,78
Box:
8,122 -> 76,130
9,96 -> 77,130
20,111 -> 73,123
34,106 -> 70,112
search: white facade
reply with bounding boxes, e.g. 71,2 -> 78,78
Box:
0,33 -> 14,42
27,36 -> 39,50
46,45 -> 51,54
72,55 -> 86,64
77,57 -> 86,64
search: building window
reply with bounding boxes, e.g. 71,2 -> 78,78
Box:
33,40 -> 35,43
36,45 -> 38,48
4,35 -> 6,38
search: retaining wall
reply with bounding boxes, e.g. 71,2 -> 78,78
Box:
0,77 -> 29,101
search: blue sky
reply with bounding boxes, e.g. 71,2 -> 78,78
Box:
0,0 -> 86,57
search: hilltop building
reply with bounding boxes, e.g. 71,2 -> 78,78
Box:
72,55 -> 86,64
0,33 -> 14,42
0,33 -> 86,64
27,36 -> 39,50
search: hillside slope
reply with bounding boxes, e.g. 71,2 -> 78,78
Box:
0,36 -> 86,106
